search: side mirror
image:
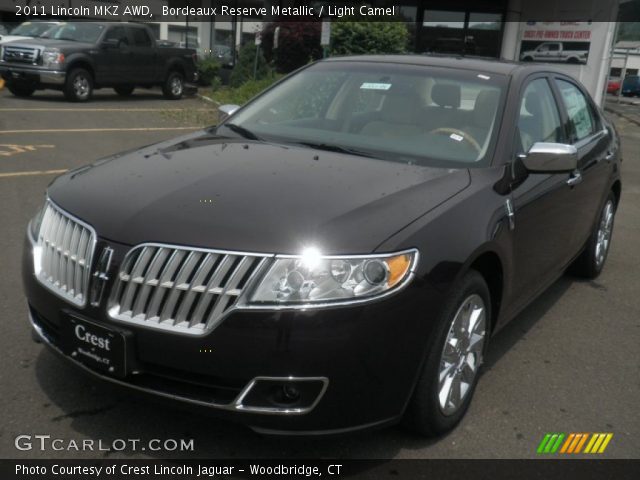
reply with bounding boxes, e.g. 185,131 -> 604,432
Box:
218,104 -> 240,124
521,142 -> 578,173
101,38 -> 119,49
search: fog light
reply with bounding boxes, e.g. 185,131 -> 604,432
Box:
281,385 -> 301,402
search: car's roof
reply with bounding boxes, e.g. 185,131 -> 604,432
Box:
324,54 -> 564,77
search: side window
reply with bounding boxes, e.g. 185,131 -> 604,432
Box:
131,28 -> 152,48
104,26 -> 128,47
518,78 -> 563,152
555,79 -> 595,142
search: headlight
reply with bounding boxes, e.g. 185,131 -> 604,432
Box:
42,49 -> 64,68
248,248 -> 418,307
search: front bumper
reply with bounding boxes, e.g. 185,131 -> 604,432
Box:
0,64 -> 65,85
23,234 -> 442,434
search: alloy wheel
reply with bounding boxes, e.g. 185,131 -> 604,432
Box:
170,76 -> 183,96
73,75 -> 90,100
595,200 -> 614,268
438,294 -> 487,416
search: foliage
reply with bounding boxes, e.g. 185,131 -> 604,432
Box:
196,57 -> 220,87
229,42 -> 271,87
204,74 -> 283,107
330,20 -> 408,56
618,22 -> 640,41
261,21 -> 323,73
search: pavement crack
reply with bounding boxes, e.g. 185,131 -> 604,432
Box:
51,403 -> 118,422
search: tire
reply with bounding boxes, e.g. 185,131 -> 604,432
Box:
403,270 -> 491,437
162,71 -> 184,100
7,82 -> 36,97
570,192 -> 616,279
114,85 -> 135,97
64,68 -> 93,102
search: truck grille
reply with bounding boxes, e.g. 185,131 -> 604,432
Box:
3,45 -> 39,64
34,202 -> 97,307
108,245 -> 269,335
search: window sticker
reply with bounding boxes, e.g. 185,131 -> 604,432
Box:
360,82 -> 392,90
450,133 -> 464,142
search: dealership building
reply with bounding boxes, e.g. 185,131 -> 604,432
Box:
1,0 -> 638,104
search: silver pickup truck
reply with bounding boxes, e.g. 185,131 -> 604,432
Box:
520,42 -> 588,64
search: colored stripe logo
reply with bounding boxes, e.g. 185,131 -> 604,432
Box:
537,433 -> 613,454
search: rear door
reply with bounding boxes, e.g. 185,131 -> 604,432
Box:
509,76 -> 583,308
551,76 -> 612,252
127,26 -> 157,84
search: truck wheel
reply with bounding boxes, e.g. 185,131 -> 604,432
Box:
162,71 -> 184,100
8,82 -> 36,98
114,85 -> 135,97
64,68 -> 93,102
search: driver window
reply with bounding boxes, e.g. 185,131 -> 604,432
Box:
104,26 -> 128,47
518,78 -> 563,152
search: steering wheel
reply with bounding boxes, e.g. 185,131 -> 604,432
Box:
428,128 -> 481,154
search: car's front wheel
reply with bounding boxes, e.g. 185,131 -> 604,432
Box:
7,82 -> 36,98
403,270 -> 490,436
571,192 -> 617,279
64,68 -> 93,102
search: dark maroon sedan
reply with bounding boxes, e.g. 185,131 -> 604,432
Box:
24,56 -> 621,436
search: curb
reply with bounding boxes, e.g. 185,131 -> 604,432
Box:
605,105 -> 640,127
197,93 -> 219,106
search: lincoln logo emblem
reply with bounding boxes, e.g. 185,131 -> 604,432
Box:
90,247 -> 114,307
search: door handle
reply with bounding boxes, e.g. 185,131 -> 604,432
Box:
566,171 -> 583,187
605,151 -> 614,162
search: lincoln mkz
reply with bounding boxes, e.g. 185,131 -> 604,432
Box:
23,56 -> 621,435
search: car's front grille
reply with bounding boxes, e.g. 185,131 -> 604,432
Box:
108,245 -> 269,335
34,202 -> 97,307
3,45 -> 39,64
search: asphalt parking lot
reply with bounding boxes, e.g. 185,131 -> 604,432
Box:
0,88 -> 638,460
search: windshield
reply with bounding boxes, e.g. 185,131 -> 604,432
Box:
10,22 -> 56,37
223,61 -> 506,167
41,23 -> 105,43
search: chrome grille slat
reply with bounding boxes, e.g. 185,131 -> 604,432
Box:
109,244 -> 268,335
3,45 -> 39,64
34,201 -> 96,307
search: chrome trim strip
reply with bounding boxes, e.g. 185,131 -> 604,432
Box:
234,376 -> 329,415
29,311 -> 326,415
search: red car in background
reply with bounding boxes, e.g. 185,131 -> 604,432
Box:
608,79 -> 621,94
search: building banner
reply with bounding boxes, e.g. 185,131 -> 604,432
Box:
519,21 -> 593,65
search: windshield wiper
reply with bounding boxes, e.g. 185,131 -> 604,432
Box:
222,123 -> 262,141
296,142 -> 379,159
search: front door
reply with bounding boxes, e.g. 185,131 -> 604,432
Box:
552,77 -> 612,252
509,77 -> 583,309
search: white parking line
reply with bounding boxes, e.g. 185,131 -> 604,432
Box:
0,169 -> 67,179
0,127 -> 201,134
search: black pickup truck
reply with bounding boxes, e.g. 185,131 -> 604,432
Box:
0,22 -> 198,101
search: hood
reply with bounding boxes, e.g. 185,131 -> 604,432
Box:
0,35 -> 34,45
1,38 -> 93,49
48,132 -> 471,255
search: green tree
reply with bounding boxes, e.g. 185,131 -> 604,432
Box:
229,42 -> 271,87
330,21 -> 408,56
